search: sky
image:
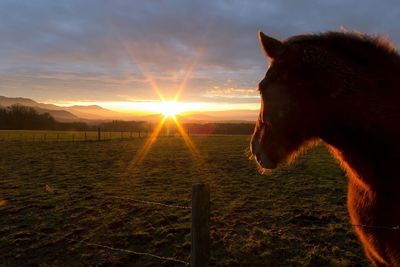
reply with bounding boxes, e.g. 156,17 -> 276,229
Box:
0,0 -> 399,116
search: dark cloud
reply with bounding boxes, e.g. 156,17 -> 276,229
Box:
0,0 -> 399,103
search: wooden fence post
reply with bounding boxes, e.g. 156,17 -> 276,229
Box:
191,183 -> 210,267
97,128 -> 101,141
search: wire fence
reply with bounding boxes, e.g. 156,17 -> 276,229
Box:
22,184 -> 208,266
5,182 -> 400,266
28,193 -> 193,266
0,130 -> 252,142
33,230 -> 190,266
65,237 -> 189,265
0,130 -> 148,142
109,195 -> 192,210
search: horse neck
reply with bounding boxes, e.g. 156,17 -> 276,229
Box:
319,73 -> 400,191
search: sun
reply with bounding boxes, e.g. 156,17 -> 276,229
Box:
157,101 -> 186,118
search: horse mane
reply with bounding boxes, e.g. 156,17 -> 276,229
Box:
285,31 -> 400,69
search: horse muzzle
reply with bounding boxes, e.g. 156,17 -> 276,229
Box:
250,138 -> 277,169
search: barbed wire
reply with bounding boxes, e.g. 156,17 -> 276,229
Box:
102,195 -> 400,232
64,237 -> 189,265
109,195 -> 191,210
31,231 -> 189,266
17,193 -> 193,265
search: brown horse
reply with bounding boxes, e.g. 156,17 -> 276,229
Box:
250,31 -> 400,266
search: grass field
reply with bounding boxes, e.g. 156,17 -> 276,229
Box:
0,134 -> 368,266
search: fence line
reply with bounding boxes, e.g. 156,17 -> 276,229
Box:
0,131 -> 146,142
109,195 -> 192,210
0,130 -> 251,142
32,231 -> 189,265
26,184 -> 207,266
65,237 -> 189,265
101,194 -> 400,235
9,180 -> 400,266
209,207 -> 400,233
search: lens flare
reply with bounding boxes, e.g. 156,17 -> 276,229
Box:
130,116 -> 168,167
115,33 -> 203,171
157,101 -> 186,118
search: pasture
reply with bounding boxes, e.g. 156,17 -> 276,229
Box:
0,133 -> 368,266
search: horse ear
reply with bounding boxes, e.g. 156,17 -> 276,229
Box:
259,32 -> 283,59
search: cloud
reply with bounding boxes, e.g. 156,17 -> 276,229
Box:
204,87 -> 259,99
0,0 -> 399,102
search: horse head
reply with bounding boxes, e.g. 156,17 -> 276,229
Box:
250,32 -> 328,170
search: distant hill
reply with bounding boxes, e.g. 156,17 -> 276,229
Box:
34,107 -> 81,122
182,110 -> 257,122
178,113 -> 217,123
0,96 -> 60,110
0,98 -> 256,133
63,105 -> 133,120
0,96 -> 81,122
141,111 -> 257,123
0,96 -> 258,123
0,96 -> 134,121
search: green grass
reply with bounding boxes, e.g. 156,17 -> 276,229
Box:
0,135 -> 368,266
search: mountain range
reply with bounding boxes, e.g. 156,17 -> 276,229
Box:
0,96 -> 257,123
0,96 -> 140,122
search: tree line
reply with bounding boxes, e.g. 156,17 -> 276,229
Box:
0,105 -> 255,134
0,105 -> 87,130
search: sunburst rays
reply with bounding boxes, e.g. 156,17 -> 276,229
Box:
116,37 -> 203,172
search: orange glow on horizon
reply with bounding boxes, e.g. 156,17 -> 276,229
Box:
117,34 -> 203,169
45,100 -> 260,116
154,100 -> 188,117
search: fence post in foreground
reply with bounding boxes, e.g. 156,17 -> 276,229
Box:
97,128 -> 101,141
191,183 -> 210,267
